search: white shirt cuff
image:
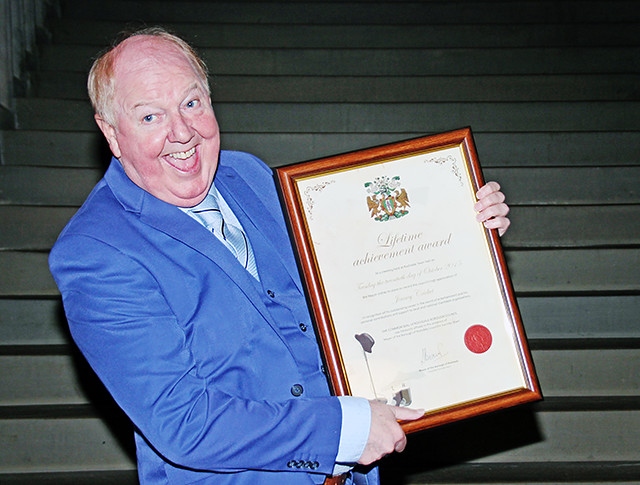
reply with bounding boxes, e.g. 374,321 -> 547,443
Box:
333,396 -> 370,474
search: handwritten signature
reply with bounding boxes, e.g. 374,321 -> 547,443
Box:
421,343 -> 448,364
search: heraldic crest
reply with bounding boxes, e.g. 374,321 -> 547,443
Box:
365,175 -> 410,222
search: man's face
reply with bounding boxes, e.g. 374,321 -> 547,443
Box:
96,36 -> 220,207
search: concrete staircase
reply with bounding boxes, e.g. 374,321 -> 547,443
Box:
1,1 -> 639,483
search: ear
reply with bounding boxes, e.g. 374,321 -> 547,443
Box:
95,115 -> 122,159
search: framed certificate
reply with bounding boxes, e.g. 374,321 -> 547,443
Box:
276,127 -> 541,434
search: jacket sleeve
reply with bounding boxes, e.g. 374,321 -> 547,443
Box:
49,232 -> 343,475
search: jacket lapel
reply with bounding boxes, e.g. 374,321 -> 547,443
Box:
214,165 -> 305,294
104,158 -> 271,320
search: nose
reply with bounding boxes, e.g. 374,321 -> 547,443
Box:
168,112 -> 194,143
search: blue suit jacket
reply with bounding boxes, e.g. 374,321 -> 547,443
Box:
49,151 -> 377,484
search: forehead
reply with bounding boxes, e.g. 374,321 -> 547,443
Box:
116,35 -> 188,66
113,37 -> 202,93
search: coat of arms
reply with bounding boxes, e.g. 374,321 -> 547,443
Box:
365,175 -> 410,222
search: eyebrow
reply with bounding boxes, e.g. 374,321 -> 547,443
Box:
130,82 -> 203,111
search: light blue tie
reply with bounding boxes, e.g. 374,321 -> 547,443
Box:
191,194 -> 259,280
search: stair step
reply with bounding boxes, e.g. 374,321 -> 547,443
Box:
0,166 -> 102,206
533,348 -> 640,396
15,99 -> 94,131
0,252 -> 58,297
217,101 -> 640,133
1,130 -> 109,167
2,348 -> 638,407
510,248 -> 640,293
14,99 -> 640,132
518,295 -> 640,339
0,299 -> 70,346
488,166 -> 640,205
38,44 -> 640,75
384,459 -> 640,484
4,131 -> 640,168
2,296 -> 639,347
0,354 -> 93,406
503,205 -> 640,249
2,166 -> 638,206
1,248 -> 638,297
57,0 -> 640,24
2,204 -> 638,251
0,206 -> 78,250
0,416 -> 135,474
0,470 -> 138,485
390,408 -> 640,472
0,409 -> 638,474
34,73 -> 640,102
48,18 -> 640,48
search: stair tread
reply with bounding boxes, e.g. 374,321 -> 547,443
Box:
2,248 -> 640,296
3,204 -> 639,251
58,0 -> 640,24
34,73 -> 640,102
14,99 -> 640,132
49,18 -> 640,48
3,296 -> 639,347
4,130 -> 639,168
38,44 -> 640,75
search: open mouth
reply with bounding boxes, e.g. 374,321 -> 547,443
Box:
165,146 -> 198,172
170,146 -> 196,160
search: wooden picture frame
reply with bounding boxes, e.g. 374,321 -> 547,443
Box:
276,127 -> 542,433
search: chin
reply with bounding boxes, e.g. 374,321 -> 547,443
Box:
181,186 -> 211,206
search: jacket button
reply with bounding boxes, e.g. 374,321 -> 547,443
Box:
290,384 -> 304,396
299,322 -> 307,332
267,290 -> 275,298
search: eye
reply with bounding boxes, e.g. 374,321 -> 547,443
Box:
185,99 -> 199,109
142,114 -> 156,123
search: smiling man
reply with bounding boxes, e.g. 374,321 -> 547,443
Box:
49,28 -> 510,485
90,32 -> 220,207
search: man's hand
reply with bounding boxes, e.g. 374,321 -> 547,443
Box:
474,181 -> 511,236
358,400 -> 424,465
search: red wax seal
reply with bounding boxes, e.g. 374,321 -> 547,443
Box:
464,325 -> 492,354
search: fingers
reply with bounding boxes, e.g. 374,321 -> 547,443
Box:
358,401 -> 424,465
474,181 -> 511,236
474,182 -> 506,213
394,435 -> 407,454
477,209 -> 511,236
391,405 -> 425,422
389,406 -> 424,452
475,201 -> 509,224
358,401 -> 404,464
475,180 -> 501,199
483,216 -> 511,236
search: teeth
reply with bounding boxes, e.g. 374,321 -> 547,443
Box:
170,147 -> 196,160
